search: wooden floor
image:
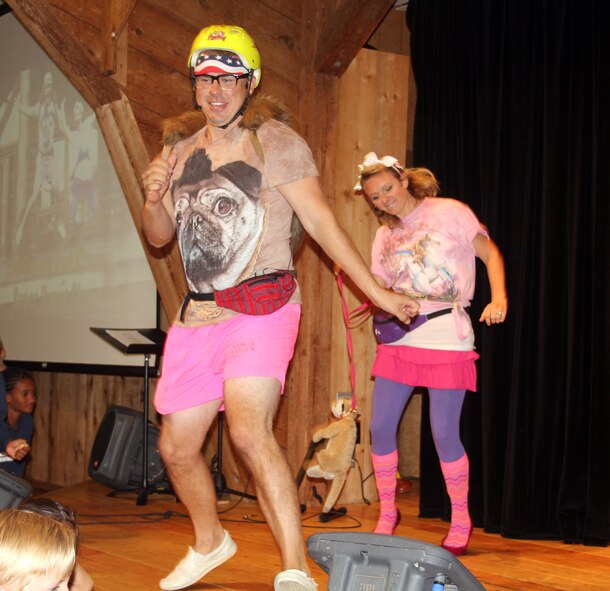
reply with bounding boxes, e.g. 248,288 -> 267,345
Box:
42,480 -> 609,591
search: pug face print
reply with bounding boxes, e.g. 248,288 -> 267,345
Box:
171,149 -> 265,292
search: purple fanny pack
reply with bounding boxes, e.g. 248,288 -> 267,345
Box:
373,307 -> 455,344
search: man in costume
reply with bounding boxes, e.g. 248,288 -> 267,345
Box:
142,25 -> 419,591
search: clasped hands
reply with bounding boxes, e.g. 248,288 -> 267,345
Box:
375,288 -> 419,324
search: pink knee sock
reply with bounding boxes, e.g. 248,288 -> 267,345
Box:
440,453 -> 472,551
372,450 -> 399,534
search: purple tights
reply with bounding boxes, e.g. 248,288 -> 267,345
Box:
370,377 -> 466,462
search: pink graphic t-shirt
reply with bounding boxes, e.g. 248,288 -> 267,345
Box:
371,197 -> 488,348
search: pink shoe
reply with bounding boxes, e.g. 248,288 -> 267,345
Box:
441,524 -> 473,556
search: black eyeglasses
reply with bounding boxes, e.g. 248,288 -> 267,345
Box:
194,73 -> 249,90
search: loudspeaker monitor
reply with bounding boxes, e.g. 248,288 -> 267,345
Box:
307,532 -> 486,591
127,420 -> 167,487
88,405 -> 166,489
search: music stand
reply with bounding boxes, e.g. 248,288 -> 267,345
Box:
91,327 -> 167,505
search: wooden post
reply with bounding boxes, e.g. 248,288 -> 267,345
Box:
329,48 -> 411,505
96,94 -> 187,321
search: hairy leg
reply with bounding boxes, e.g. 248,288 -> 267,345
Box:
224,376 -> 308,573
159,401 -> 225,553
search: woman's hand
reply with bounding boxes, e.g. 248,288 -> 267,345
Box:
479,297 -> 508,326
473,234 -> 507,326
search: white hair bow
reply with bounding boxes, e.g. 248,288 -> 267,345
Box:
354,152 -> 402,191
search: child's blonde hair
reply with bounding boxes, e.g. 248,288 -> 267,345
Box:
0,509 -> 76,589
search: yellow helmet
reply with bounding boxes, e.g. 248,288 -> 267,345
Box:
189,25 -> 262,88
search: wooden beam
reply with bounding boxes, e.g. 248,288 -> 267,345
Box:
315,0 -> 395,77
6,0 -> 122,108
96,94 -> 187,320
102,0 -> 138,85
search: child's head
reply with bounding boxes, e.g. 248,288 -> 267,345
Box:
3,369 -> 36,415
19,499 -> 80,547
0,509 -> 76,591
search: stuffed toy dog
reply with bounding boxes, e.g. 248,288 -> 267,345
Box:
306,396 -> 358,513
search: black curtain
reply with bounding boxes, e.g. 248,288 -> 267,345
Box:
407,0 -> 610,545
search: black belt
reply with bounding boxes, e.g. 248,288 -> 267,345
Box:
425,307 -> 454,320
179,291 -> 214,322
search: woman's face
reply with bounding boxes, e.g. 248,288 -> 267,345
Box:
6,378 -> 37,414
362,170 -> 412,217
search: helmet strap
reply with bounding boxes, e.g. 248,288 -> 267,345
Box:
217,94 -> 250,129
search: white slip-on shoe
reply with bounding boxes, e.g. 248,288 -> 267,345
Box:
273,569 -> 318,591
159,530 -> 237,590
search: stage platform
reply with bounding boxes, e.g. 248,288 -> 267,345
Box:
35,479 -> 610,591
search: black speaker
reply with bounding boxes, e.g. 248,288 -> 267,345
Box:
307,532 -> 486,591
88,406 -> 167,489
0,469 -> 33,509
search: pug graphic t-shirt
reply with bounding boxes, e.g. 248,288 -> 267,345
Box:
168,118 -> 318,325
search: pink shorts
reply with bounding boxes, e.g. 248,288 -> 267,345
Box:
154,304 -> 301,415
371,344 -> 479,392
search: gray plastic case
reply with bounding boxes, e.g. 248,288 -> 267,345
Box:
307,532 -> 486,591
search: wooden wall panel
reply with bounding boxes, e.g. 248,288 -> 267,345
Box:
282,1 -> 337,506
326,48 -> 411,505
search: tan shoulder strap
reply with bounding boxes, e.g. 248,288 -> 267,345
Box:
248,127 -> 305,254
249,129 -> 265,163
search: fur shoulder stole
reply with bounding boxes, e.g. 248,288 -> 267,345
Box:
161,94 -> 297,147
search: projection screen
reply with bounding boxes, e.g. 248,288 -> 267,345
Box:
0,11 -> 159,374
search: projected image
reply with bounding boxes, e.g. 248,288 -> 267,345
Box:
0,13 -> 157,369
2,69 -> 107,251
64,100 -> 99,225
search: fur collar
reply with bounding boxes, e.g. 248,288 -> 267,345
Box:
161,94 -> 297,147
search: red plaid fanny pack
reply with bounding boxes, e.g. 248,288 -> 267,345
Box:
180,270 -> 297,320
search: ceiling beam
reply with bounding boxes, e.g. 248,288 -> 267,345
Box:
101,0 -> 138,85
97,95 -> 187,318
6,0 -> 122,108
315,0 -> 395,77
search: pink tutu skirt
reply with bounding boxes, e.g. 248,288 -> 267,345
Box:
371,344 -> 479,391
